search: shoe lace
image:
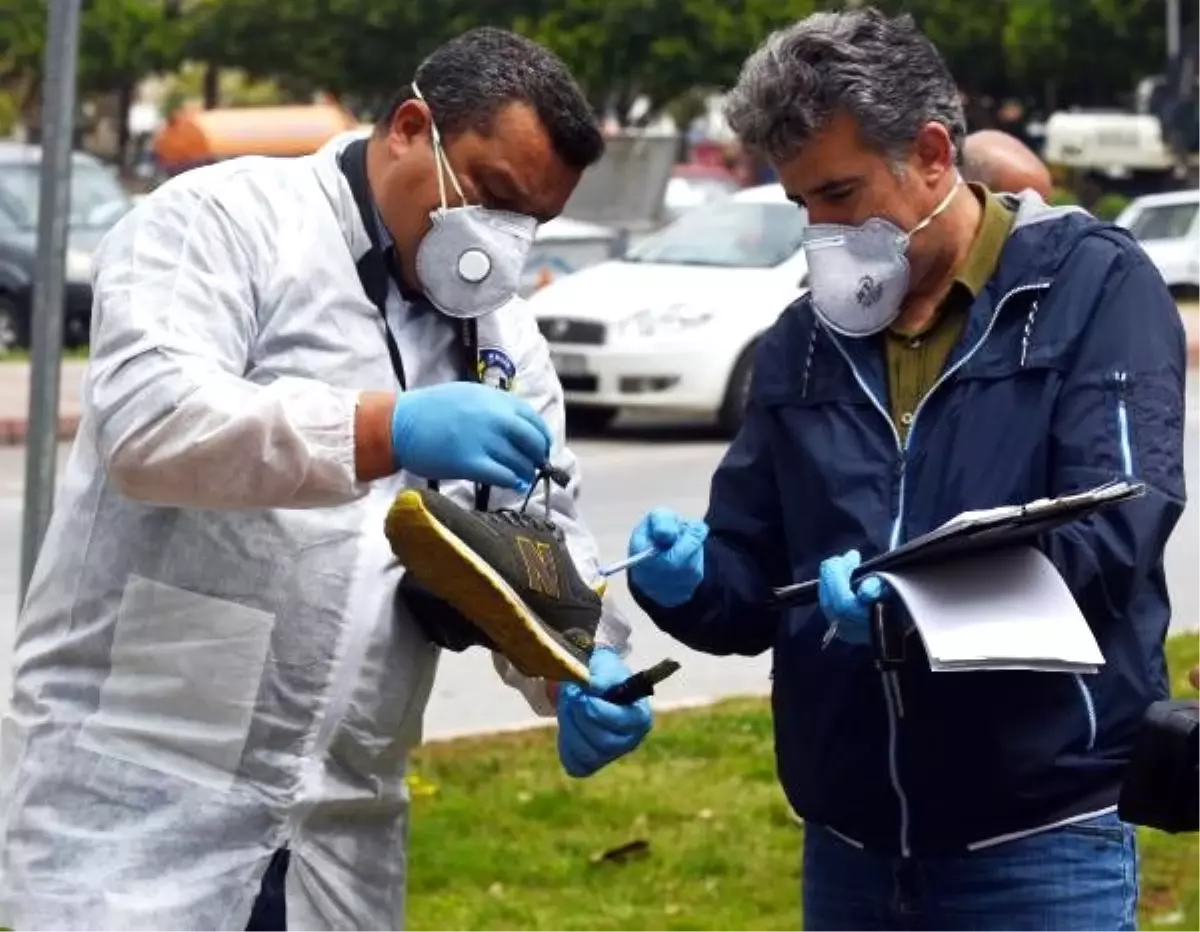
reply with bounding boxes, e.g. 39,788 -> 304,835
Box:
491,463 -> 571,533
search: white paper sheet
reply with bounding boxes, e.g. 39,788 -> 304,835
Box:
876,545 -> 1105,674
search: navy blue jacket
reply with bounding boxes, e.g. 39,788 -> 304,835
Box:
631,196 -> 1187,855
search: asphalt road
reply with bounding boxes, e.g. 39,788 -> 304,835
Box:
0,373 -> 1196,742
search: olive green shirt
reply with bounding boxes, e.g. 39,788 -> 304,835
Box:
885,185 -> 1015,442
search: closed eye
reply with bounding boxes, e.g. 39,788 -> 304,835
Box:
821,187 -> 855,204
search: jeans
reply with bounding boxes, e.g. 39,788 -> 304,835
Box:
245,849 -> 290,931
802,813 -> 1138,931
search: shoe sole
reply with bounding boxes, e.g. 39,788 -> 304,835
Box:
385,490 -> 590,684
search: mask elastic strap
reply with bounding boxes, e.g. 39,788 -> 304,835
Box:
412,82 -> 466,209
910,174 -> 962,237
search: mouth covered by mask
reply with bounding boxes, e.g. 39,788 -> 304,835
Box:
801,178 -> 962,338
411,83 -> 537,319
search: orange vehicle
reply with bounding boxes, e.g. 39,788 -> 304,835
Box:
153,102 -> 361,176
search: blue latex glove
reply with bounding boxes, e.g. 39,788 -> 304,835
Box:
391,383 -> 551,490
627,508 -> 708,608
817,549 -> 886,645
557,648 -> 652,778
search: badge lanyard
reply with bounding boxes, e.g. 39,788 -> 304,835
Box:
339,137 -> 491,509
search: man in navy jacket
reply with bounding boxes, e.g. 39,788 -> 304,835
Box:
626,8 -> 1186,931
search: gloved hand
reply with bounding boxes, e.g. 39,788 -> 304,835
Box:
818,549 -> 886,645
627,508 -> 708,607
557,648 -> 652,778
391,383 -> 551,490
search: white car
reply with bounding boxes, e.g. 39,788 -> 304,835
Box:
519,216 -> 622,298
528,184 -> 809,433
1115,188 -> 1199,301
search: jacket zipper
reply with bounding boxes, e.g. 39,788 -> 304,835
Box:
1066,369 -> 1135,753
1071,674 -> 1098,750
1114,370 -> 1134,475
823,281 -> 1052,857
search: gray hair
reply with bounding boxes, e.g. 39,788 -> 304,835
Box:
724,8 -> 966,165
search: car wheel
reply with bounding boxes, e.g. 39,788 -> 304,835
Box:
717,342 -> 757,436
567,405 -> 619,435
0,295 -> 26,356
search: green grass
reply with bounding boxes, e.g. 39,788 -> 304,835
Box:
406,634 -> 1199,931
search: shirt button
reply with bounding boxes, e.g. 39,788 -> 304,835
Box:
908,337 -> 923,349
900,411 -> 914,426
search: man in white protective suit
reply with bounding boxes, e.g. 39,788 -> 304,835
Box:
0,28 -> 654,931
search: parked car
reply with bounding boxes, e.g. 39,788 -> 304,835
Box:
1115,188 -> 1199,301
0,142 -> 134,354
528,183 -> 809,434
519,216 -> 624,298
661,163 -> 740,222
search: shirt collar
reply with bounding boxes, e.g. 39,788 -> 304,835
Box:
955,182 -> 1016,297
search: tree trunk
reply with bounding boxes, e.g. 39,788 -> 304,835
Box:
18,74 -> 41,143
1045,79 -> 1058,115
203,63 -> 220,109
116,82 -> 134,171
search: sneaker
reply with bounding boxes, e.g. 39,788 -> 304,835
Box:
385,486 -> 603,683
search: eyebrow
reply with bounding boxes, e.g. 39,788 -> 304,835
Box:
480,165 -> 550,220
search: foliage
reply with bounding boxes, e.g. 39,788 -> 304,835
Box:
1092,192 -> 1134,221
1048,186 -> 1080,208
181,0 -> 545,118
158,62 -> 291,118
1000,0 -> 1168,109
515,0 -> 818,123
0,0 -> 186,100
0,0 -> 1185,127
0,89 -> 18,137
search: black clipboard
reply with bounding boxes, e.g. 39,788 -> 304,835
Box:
767,479 -> 1146,610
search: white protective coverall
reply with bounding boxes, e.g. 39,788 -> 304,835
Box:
0,131 -> 630,931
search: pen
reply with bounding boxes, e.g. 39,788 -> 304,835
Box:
598,546 -> 658,578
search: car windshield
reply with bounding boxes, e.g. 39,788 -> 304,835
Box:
0,162 -> 130,231
1127,202 -> 1198,241
626,200 -> 808,268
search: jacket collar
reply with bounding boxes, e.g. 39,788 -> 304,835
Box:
309,129 -> 375,264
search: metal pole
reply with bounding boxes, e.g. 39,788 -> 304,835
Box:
1165,0 -> 1181,59
20,0 -> 83,605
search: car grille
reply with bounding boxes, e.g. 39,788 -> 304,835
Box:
560,375 -> 598,393
537,318 -> 607,346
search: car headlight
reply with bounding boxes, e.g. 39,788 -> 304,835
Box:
65,249 -> 93,284
618,303 -> 714,339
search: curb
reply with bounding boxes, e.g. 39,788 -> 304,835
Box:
0,415 -> 80,447
421,690 -> 769,745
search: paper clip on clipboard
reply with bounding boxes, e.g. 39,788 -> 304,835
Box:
767,479 -> 1147,611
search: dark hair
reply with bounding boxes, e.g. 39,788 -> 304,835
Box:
377,27 -> 605,172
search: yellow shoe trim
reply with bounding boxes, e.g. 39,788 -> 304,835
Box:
385,490 -> 590,684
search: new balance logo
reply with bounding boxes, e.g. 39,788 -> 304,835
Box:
515,536 -> 561,598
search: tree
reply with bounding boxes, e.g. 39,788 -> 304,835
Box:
516,0 -> 818,124
183,0 -> 545,119
0,0 -> 49,125
79,0 -> 186,163
0,0 -> 185,158
1002,0 -> 1167,110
